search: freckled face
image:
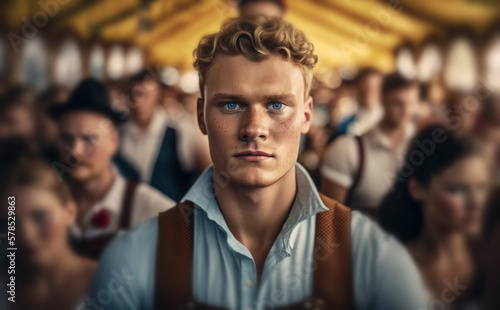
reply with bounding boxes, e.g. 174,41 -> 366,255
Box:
422,156 -> 489,235
198,54 -> 312,188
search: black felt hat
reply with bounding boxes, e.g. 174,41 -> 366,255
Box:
49,78 -> 126,124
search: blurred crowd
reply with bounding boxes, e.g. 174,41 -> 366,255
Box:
0,0 -> 500,310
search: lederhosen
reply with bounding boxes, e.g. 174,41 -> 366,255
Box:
154,193 -> 354,310
71,180 -> 138,260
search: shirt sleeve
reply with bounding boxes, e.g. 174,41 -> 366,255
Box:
320,135 -> 359,188
87,218 -> 158,310
350,211 -> 430,310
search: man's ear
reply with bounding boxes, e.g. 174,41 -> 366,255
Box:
110,127 -> 119,153
197,97 -> 207,135
64,200 -> 77,226
408,178 -> 425,201
301,95 -> 313,135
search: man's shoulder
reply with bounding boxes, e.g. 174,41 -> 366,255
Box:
349,211 -> 429,308
89,217 -> 160,309
134,182 -> 176,208
107,216 -> 159,256
350,211 -> 405,256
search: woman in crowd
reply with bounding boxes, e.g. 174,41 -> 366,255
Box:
471,185 -> 500,309
1,144 -> 96,310
379,125 -> 490,307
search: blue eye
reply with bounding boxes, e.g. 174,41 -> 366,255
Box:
269,102 -> 284,110
223,102 -> 241,110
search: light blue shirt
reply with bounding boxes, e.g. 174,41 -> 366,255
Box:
87,164 -> 429,310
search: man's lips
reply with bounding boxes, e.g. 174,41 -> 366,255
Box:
234,150 -> 273,162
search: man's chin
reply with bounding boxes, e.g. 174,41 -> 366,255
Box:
226,168 -> 278,188
71,168 -> 96,182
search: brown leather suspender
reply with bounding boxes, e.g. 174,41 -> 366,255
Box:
345,135 -> 365,207
120,180 -> 139,229
154,194 -> 353,310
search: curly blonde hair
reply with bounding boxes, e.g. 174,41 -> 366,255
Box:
193,16 -> 318,99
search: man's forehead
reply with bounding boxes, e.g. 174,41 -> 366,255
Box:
205,54 -> 305,100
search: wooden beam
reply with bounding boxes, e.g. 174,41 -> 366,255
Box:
47,0 -> 103,29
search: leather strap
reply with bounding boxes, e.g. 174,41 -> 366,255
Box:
154,195 -> 353,309
155,201 -> 196,310
314,193 -> 354,310
346,135 -> 364,206
119,180 -> 138,229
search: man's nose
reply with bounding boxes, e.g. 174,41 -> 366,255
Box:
238,108 -> 269,142
70,139 -> 92,157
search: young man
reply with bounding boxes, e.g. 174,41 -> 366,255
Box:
89,16 -> 428,309
0,85 -> 35,140
321,73 -> 419,218
336,67 -> 384,136
50,79 -> 175,259
117,70 -> 208,201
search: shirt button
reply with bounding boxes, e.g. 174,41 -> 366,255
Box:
246,279 -> 253,287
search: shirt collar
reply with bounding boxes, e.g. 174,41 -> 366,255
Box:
370,123 -> 415,151
84,170 -> 125,224
181,163 -> 328,255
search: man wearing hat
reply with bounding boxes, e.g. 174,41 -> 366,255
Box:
50,78 -> 175,259
117,69 -> 208,202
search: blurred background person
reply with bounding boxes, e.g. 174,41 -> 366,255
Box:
336,67 -> 384,136
463,186 -> 500,310
33,86 -> 68,163
379,126 -> 490,307
442,91 -> 481,134
50,78 -> 174,259
238,0 -> 286,17
0,143 -> 96,310
320,73 -> 419,218
0,85 -> 35,141
117,69 -> 209,202
473,94 -> 500,182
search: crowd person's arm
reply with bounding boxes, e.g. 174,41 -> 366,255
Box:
351,212 -> 430,310
319,135 -> 358,204
320,177 -> 348,204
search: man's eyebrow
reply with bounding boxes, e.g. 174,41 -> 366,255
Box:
210,93 -> 247,102
210,93 -> 296,102
261,93 -> 296,101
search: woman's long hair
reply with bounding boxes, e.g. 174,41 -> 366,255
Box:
379,125 -> 481,243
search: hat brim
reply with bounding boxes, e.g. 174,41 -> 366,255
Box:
48,104 -> 127,125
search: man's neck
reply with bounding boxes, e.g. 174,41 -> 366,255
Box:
358,96 -> 379,111
378,120 -> 408,148
133,113 -> 155,132
418,219 -> 467,257
70,167 -> 116,216
214,166 -> 297,278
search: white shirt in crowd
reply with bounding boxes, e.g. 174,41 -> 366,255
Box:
70,171 -> 175,240
321,124 -> 415,210
120,107 -> 198,183
346,104 -> 384,136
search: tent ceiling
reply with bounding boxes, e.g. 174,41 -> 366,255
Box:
1,0 -> 499,71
